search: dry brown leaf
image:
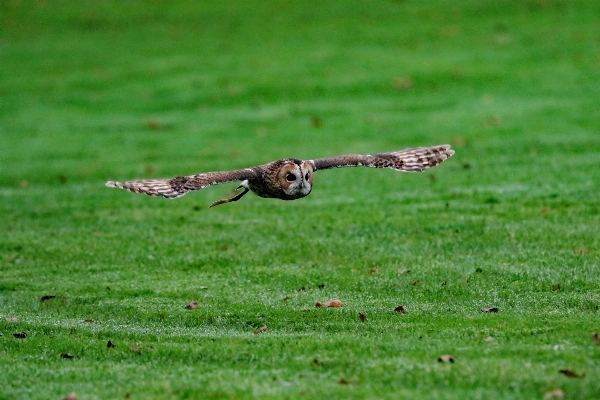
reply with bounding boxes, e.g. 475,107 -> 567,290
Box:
392,77 -> 413,89
13,332 -> 27,339
282,296 -> 290,301
253,325 -> 268,335
338,378 -> 350,385
64,393 -> 77,400
40,295 -> 56,302
61,353 -> 74,359
553,283 -> 561,291
69,328 -> 76,334
368,269 -> 378,274
593,332 -> 599,345
394,306 -> 406,313
359,313 -> 366,322
438,354 -> 455,363
145,118 -> 160,130
559,369 -> 585,378
398,269 -> 410,274
544,389 -> 564,399
481,307 -> 499,313
318,299 -> 343,308
412,280 -> 420,286
5,317 -> 18,322
84,319 -> 94,323
574,249 -> 589,254
107,340 -> 116,348
185,301 -> 198,310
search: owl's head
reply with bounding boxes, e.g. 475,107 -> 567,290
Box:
278,159 -> 314,199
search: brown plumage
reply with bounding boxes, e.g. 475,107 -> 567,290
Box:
106,144 -> 454,207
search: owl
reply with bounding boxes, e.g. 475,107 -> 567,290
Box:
106,144 -> 454,208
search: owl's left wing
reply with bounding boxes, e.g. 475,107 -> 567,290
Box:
105,168 -> 257,199
311,144 -> 454,172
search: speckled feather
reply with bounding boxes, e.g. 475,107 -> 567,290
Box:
105,144 -> 454,207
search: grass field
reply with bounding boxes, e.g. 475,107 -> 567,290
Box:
1,1 -> 600,399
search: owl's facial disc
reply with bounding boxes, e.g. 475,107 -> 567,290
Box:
279,161 -> 313,198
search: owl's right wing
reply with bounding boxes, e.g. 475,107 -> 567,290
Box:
105,168 -> 257,199
311,144 -> 454,172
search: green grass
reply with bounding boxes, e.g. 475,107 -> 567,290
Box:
1,1 -> 600,399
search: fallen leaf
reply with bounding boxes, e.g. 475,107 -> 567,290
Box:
338,379 -> 350,385
107,340 -> 116,348
574,249 -> 589,254
368,268 -> 378,274
185,301 -> 198,310
394,306 -> 406,313
359,313 -> 366,322
253,325 -> 268,335
40,295 -> 56,302
553,283 -> 561,291
559,369 -> 585,378
438,354 -> 455,363
316,299 -> 343,308
544,389 -> 564,399
69,328 -> 76,334
391,77 -> 413,89
61,353 -> 74,359
145,118 -> 160,130
282,296 -> 290,301
64,393 -> 77,400
412,280 -> 420,286
481,307 -> 499,313
593,332 -> 599,345
13,332 -> 27,339
398,269 -> 410,274
5,317 -> 18,322
84,319 -> 94,323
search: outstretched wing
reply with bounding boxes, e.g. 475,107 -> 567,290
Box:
311,144 -> 454,172
105,168 -> 256,199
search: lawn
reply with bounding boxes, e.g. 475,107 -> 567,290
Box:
1,1 -> 599,399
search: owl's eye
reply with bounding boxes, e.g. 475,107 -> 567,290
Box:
305,173 -> 309,180
286,173 -> 296,182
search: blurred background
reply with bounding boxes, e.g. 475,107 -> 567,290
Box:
2,0 -> 598,194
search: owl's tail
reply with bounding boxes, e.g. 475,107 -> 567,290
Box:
105,177 -> 189,199
379,144 -> 454,172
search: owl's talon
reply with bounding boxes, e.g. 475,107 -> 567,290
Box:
209,187 -> 250,208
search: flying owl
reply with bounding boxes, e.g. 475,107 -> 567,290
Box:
106,144 -> 454,208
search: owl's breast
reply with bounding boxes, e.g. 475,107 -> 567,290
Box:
247,179 -> 311,200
